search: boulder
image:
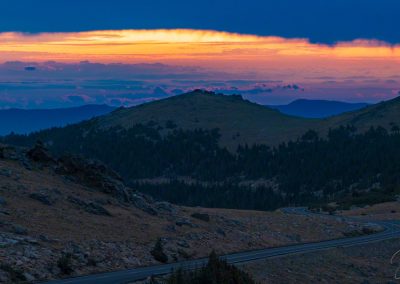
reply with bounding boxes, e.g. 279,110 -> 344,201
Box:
190,212 -> 210,222
0,269 -> 10,283
175,219 -> 196,228
84,202 -> 112,216
131,193 -> 157,216
0,235 -> 20,246
164,225 -> 176,232
0,209 -> 10,216
362,223 -> 383,234
23,272 -> 35,282
29,192 -> 54,206
0,197 -> 6,206
0,168 -> 12,177
12,225 -> 28,235
216,228 -> 226,237
176,240 -> 190,248
156,201 -> 177,214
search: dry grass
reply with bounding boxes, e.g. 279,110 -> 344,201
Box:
341,201 -> 400,221
0,158 -> 355,281
242,239 -> 400,284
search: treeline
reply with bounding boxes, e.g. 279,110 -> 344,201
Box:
133,181 -> 287,211
240,126 -> 400,199
4,123 -> 234,180
4,122 -> 400,209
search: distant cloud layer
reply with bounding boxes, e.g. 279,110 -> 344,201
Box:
0,60 -> 398,109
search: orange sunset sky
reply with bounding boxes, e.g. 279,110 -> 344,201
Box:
1,29 -> 399,79
0,28 -> 400,108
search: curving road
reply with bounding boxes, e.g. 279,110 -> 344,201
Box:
43,207 -> 400,284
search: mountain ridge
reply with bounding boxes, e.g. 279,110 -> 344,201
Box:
6,91 -> 400,148
92,90 -> 318,148
91,91 -> 400,146
325,96 -> 400,132
0,104 -> 115,135
269,99 -> 369,118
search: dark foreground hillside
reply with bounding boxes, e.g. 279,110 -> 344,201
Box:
0,143 -> 352,282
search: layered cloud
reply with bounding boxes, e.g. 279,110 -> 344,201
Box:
1,29 -> 399,81
0,60 -> 398,109
1,29 -> 399,63
0,29 -> 399,108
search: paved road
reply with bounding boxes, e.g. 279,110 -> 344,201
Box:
44,207 -> 400,284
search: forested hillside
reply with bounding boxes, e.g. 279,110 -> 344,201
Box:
5,122 -> 400,210
4,91 -> 400,211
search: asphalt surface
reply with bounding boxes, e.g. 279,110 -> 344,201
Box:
43,207 -> 400,284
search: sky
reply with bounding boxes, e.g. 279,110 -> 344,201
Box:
0,0 -> 399,108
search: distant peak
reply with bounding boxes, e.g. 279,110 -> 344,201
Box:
190,89 -> 216,95
188,89 -> 244,101
390,95 -> 400,103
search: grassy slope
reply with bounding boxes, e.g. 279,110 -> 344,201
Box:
0,156 -> 351,281
82,92 -> 400,147
94,91 -> 318,148
18,92 -> 400,148
323,96 -> 400,132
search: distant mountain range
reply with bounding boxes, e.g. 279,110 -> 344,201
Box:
2,92 -> 399,146
0,104 -> 115,135
8,91 -> 397,147
269,99 -> 369,118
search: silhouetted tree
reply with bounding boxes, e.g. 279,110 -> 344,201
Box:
151,238 -> 168,263
167,251 -> 256,284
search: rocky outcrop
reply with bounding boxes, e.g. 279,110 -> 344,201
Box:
155,201 -> 177,215
343,222 -> 384,237
67,196 -> 111,216
12,224 -> 29,235
191,212 -> 210,222
0,143 -> 178,216
56,155 -> 129,202
130,193 -> 158,216
29,192 -> 55,206
56,155 -> 165,216
175,219 -> 197,228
